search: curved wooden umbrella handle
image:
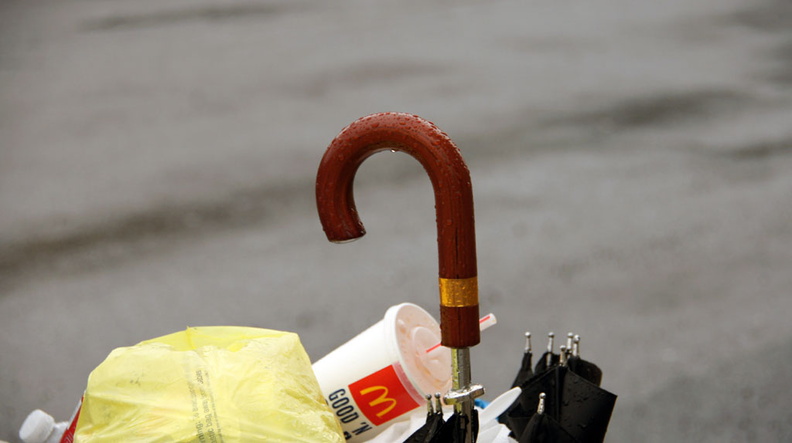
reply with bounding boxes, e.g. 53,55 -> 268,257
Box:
316,112 -> 480,348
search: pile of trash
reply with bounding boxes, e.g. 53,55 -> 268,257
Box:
19,113 -> 616,443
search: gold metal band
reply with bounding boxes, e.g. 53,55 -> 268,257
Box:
439,277 -> 478,307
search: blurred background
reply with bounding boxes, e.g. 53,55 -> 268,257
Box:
1,0 -> 791,441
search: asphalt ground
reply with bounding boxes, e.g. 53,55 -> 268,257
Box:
2,0 -> 792,441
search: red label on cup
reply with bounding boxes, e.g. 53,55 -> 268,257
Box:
349,364 -> 420,425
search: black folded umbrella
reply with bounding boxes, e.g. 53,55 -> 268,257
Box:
533,332 -> 560,375
511,333 -> 534,388
501,332 -> 617,443
404,394 -> 445,443
517,366 -> 615,442
501,332 -> 558,436
519,393 -> 577,443
566,335 -> 602,386
432,409 -> 479,443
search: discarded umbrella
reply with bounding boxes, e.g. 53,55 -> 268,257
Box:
501,332 -> 616,443
316,112 -> 484,442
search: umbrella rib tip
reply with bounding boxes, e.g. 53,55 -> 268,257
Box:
524,331 -> 532,353
537,393 -> 546,415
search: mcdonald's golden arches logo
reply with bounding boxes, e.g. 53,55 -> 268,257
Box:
349,365 -> 420,425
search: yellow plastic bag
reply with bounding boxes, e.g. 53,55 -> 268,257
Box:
74,326 -> 344,442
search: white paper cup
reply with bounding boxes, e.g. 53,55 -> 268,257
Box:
312,303 -> 451,442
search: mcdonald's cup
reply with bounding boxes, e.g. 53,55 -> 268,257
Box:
312,303 -> 452,442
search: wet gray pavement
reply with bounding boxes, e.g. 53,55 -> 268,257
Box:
2,0 -> 792,441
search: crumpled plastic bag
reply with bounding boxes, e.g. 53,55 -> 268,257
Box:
74,326 -> 344,442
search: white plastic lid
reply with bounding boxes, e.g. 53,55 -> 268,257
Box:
19,409 -> 55,443
386,303 -> 452,397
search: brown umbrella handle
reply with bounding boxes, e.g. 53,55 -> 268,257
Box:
316,112 -> 480,348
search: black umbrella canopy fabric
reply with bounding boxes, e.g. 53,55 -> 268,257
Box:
516,362 -> 616,435
511,332 -> 534,388
402,396 -> 481,443
404,394 -> 445,443
519,394 -> 578,443
501,332 -> 616,443
533,333 -> 561,375
565,338 -> 602,387
431,409 -> 479,443
520,412 -> 577,443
